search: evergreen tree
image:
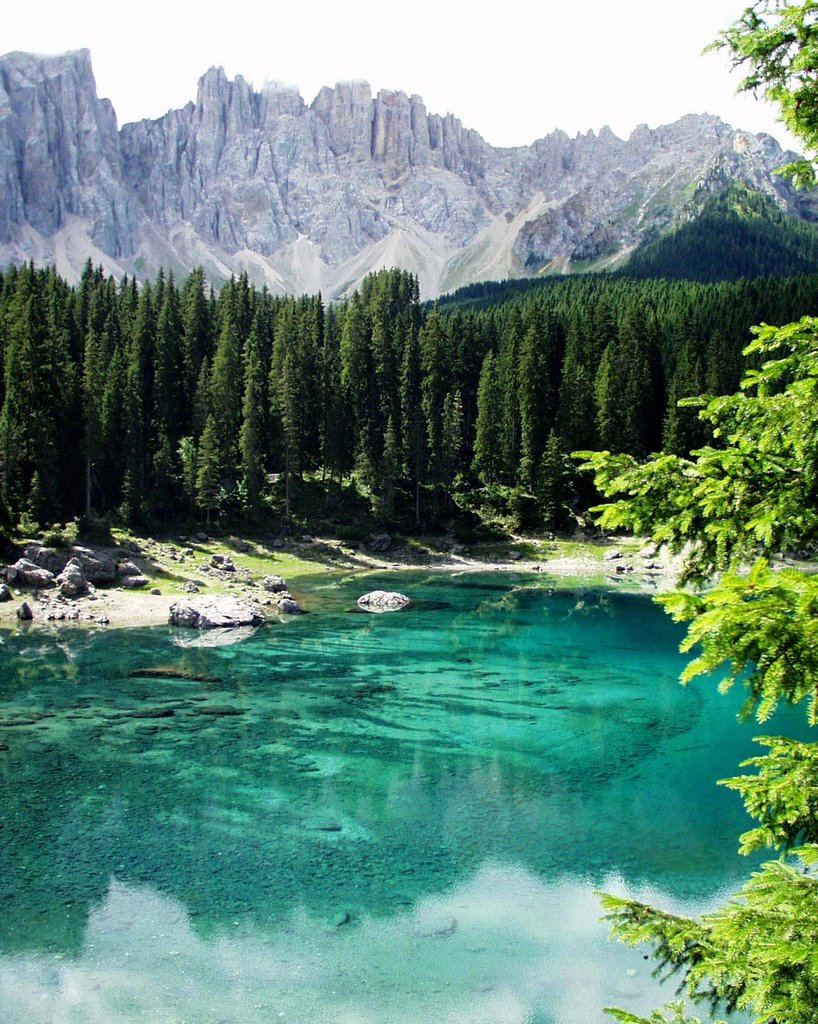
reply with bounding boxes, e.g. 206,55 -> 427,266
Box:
239,320 -> 267,511
0,267 -> 59,523
400,317 -> 426,524
537,430 -> 571,532
472,350 -> 504,486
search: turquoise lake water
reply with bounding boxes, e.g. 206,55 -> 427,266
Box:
0,571 -> 788,1023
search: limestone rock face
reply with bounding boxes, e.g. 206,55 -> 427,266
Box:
169,595 -> 266,628
0,49 -> 137,255
357,590 -> 410,613
0,49 -> 811,298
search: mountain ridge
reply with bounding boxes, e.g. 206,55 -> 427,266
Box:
0,48 -> 812,298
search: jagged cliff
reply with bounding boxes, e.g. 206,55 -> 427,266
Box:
0,48 -> 811,297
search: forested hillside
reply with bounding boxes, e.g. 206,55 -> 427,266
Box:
3,261 -> 818,538
624,184 -> 818,281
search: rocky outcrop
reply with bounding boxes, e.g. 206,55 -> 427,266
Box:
357,590 -> 411,613
0,49 -> 811,297
168,595 -> 266,628
72,546 -> 116,584
0,49 -> 137,255
5,559 -> 55,589
22,542 -> 116,584
55,557 -> 88,597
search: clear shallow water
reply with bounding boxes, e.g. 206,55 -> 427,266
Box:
0,572 -> 791,1023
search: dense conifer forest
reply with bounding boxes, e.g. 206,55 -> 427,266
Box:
3,259 -> 818,539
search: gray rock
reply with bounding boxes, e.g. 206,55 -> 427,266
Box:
211,554 -> 235,571
604,550 -> 623,561
72,546 -> 116,584
0,584 -> 11,602
22,544 -> 69,575
262,574 -> 288,593
55,557 -> 88,597
168,595 -> 266,628
367,533 -> 392,553
277,597 -> 305,615
121,575 -> 150,589
117,560 -> 142,577
357,590 -> 410,613
21,542 -> 115,584
16,601 -> 33,621
5,559 -> 56,589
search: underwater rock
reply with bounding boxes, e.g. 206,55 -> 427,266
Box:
357,590 -> 410,613
127,666 -> 221,682
123,708 -> 176,719
169,595 -> 265,628
411,909 -> 458,938
277,596 -> 305,614
192,705 -> 246,716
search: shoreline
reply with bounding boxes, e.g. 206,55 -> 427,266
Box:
0,535 -> 683,631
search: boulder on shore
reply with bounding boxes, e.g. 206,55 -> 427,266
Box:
55,557 -> 88,597
169,595 -> 266,629
22,543 -> 116,584
262,574 -> 288,593
5,558 -> 55,589
121,575 -> 150,589
357,590 -> 410,613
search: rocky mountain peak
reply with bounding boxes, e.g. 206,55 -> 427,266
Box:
0,48 -> 809,298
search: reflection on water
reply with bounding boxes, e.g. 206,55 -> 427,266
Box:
0,574 -> 781,1022
0,867 -> 731,1024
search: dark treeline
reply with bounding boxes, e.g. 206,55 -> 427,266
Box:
3,259 -> 818,535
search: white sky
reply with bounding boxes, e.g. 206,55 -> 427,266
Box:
1,0 -> 801,152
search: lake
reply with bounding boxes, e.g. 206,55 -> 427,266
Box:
0,571 -> 778,1023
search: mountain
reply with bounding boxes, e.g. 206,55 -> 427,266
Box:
0,48 -> 815,298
